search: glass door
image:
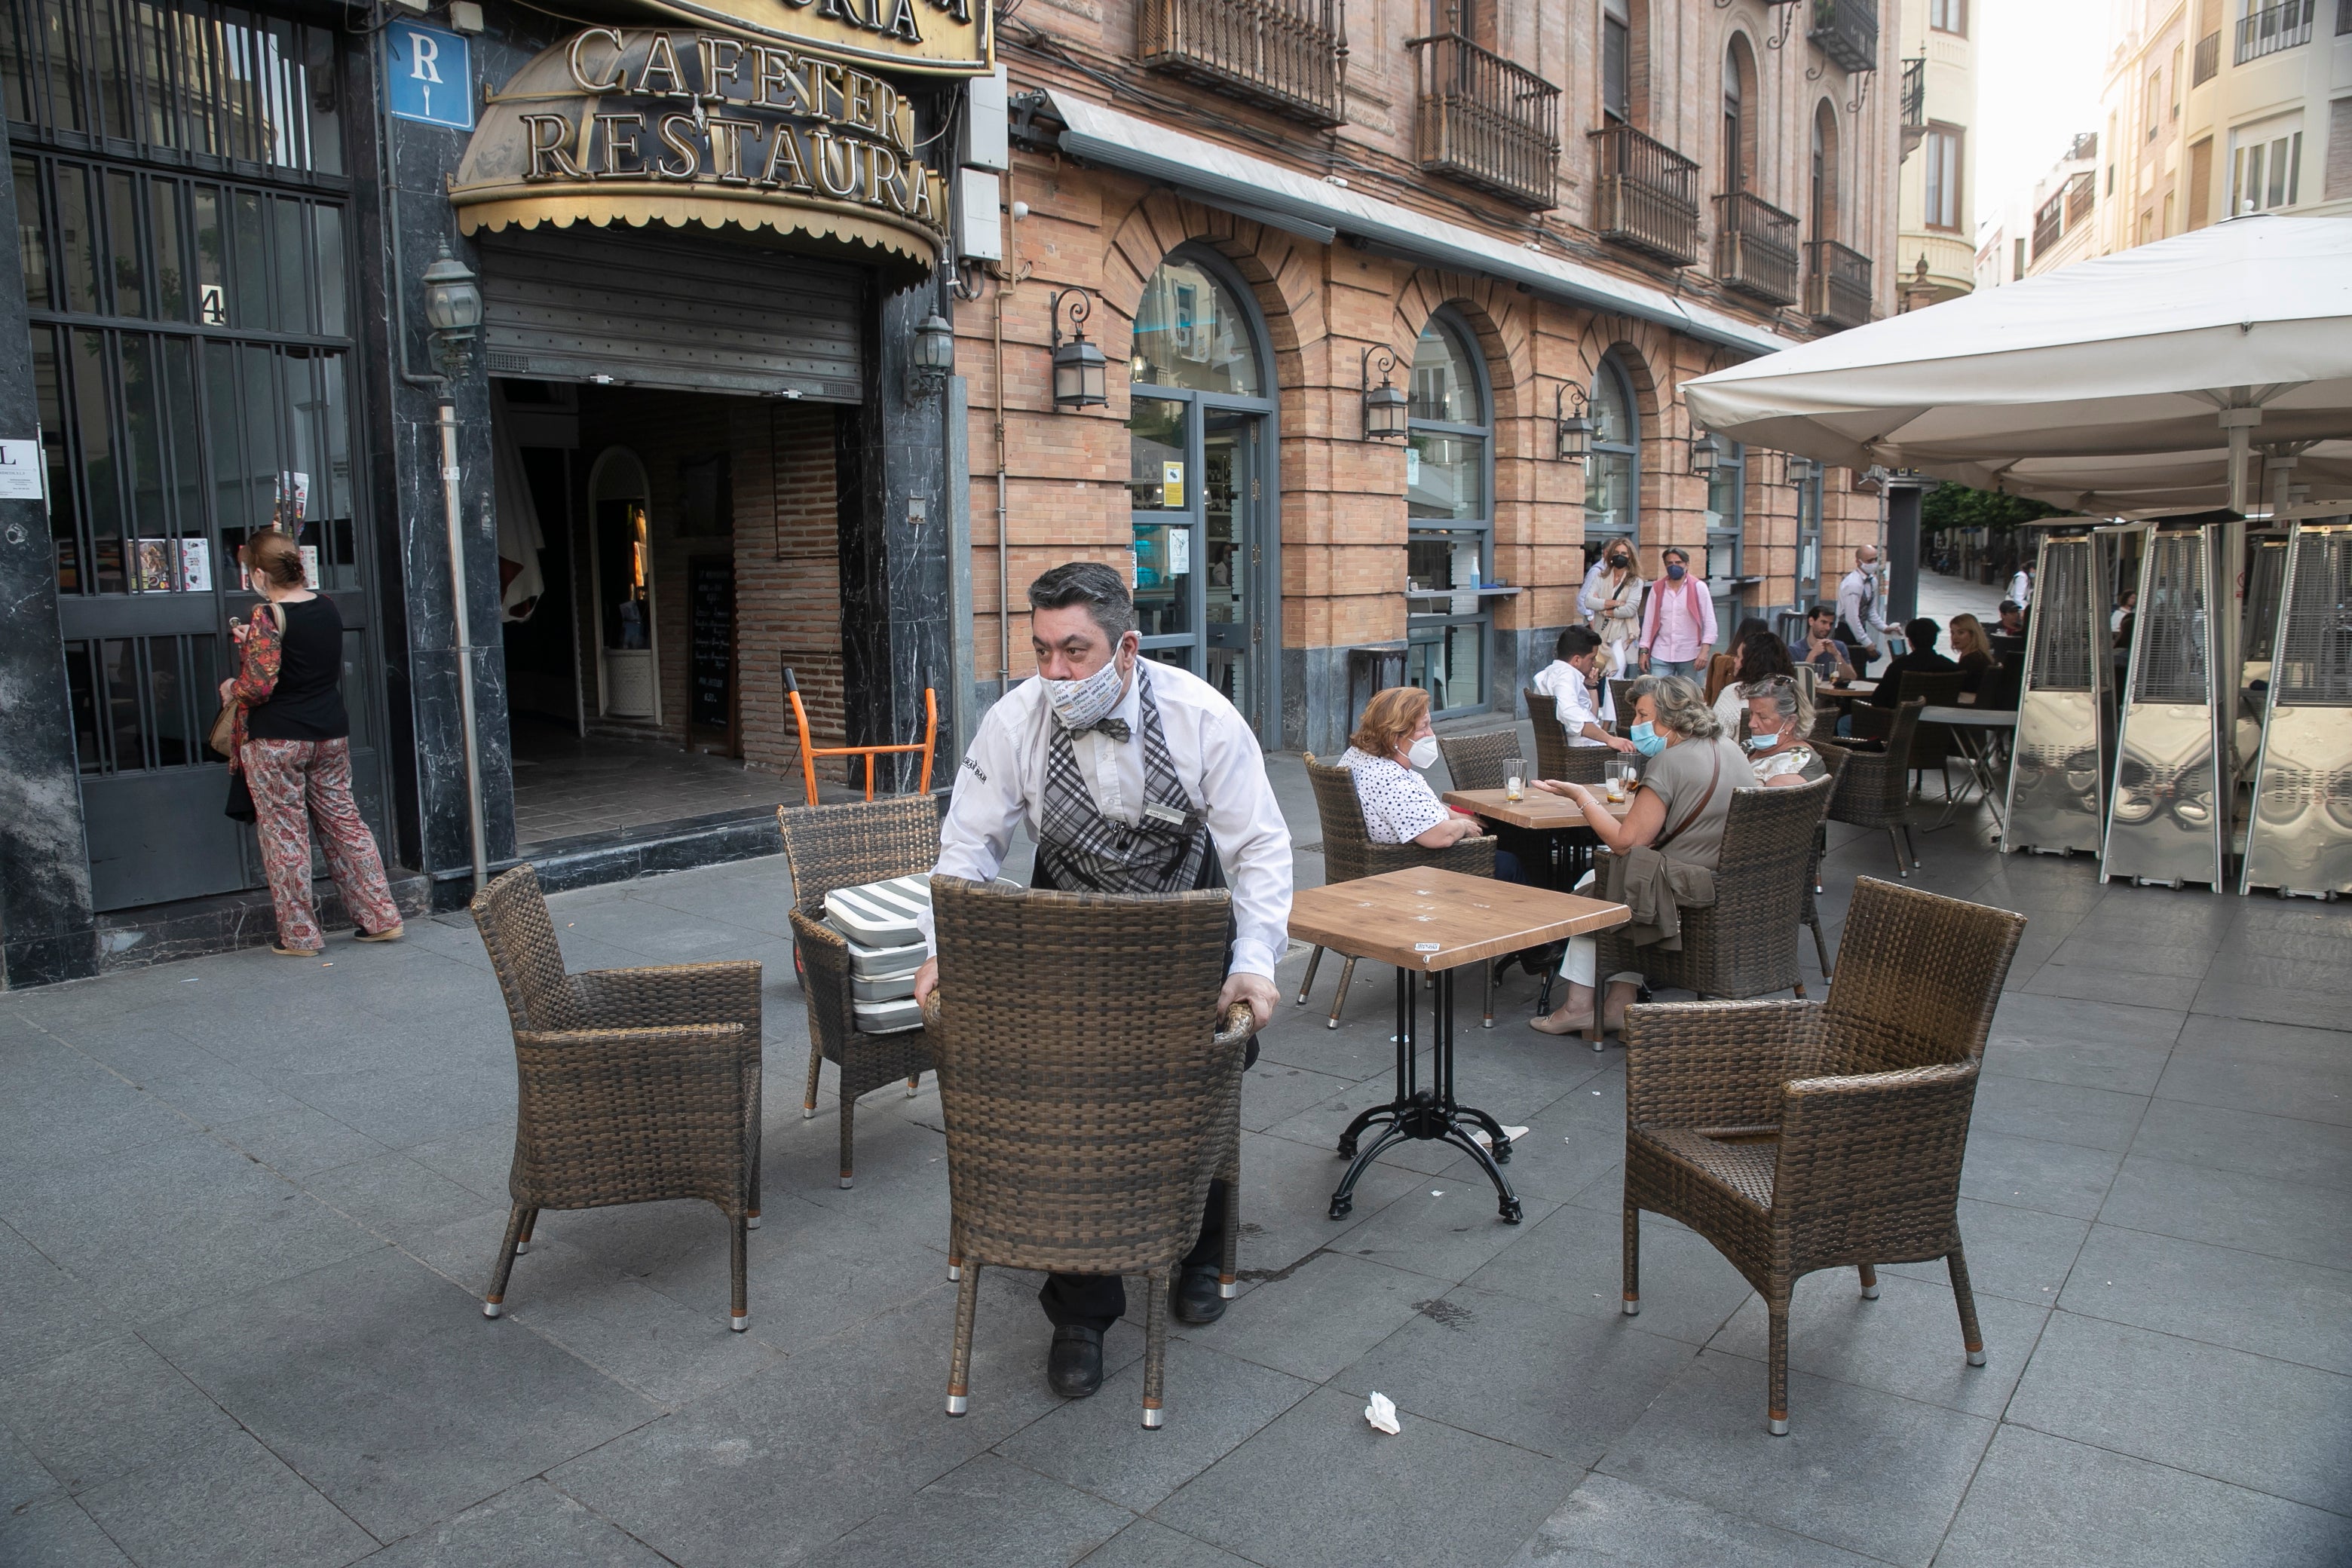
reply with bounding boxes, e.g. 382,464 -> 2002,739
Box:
1202,412 -> 1260,722
1128,393 -> 1196,669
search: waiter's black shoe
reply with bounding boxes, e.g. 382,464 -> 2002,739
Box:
1047,1326 -> 1104,1398
1173,1266 -> 1228,1325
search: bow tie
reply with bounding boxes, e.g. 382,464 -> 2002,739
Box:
1083,717 -> 1132,743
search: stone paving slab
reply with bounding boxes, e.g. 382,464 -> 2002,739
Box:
2,752 -> 2347,1564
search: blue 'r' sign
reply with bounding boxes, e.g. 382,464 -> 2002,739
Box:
387,21 -> 473,130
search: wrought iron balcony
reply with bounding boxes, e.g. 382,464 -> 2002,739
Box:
1590,124 -> 1700,267
2192,29 -> 2219,84
1138,0 -> 1348,128
1899,55 -> 1925,160
1407,33 -> 1561,210
2234,0 -> 2311,63
1713,191 -> 1801,305
1804,239 -> 1871,331
1808,0 -> 1878,75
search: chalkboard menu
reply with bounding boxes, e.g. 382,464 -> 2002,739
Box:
688,558 -> 733,732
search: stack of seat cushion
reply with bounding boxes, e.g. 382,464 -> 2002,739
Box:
822,874 -> 930,1034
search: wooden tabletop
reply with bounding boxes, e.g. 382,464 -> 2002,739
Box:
1288,868 -> 1630,971
1442,788 -> 1636,831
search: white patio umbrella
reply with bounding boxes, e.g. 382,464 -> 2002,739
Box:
1683,215 -> 2352,516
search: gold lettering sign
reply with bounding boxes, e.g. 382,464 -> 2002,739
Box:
623,0 -> 991,76
449,28 -> 949,268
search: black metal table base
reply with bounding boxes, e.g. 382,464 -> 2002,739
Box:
1328,966 -> 1524,1224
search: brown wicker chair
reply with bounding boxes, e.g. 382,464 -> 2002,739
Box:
1827,698 -> 1928,878
471,865 -> 762,1330
921,877 -> 1254,1430
1524,687 -> 1614,787
1606,677 -> 1639,736
778,796 -> 939,1188
1299,754 -> 1498,1027
1849,670 -> 1965,795
1588,776 -> 1836,1046
1435,728 -> 1524,792
1620,876 -> 2028,1433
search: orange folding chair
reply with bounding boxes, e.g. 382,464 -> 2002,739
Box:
782,664 -> 938,807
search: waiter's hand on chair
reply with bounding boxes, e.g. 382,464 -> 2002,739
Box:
911,957 -> 939,1010
1219,972 -> 1277,1035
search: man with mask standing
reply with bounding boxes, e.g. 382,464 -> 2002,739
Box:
1838,546 -> 1891,673
911,562 -> 1292,1401
1637,546 -> 1715,678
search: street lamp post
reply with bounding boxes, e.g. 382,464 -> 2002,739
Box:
421,240 -> 488,894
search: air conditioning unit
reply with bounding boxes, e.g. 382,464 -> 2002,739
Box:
2102,525 -> 2227,889
2240,519 -> 2352,898
2002,526 -> 2122,856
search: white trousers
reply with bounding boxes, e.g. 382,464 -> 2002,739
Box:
1557,870 -> 1642,989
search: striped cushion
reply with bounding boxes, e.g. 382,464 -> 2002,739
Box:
822,874 -> 931,948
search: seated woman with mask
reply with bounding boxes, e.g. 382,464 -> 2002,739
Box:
1742,675 -> 1826,786
1526,676 -> 1746,1037
1338,687 -> 1522,881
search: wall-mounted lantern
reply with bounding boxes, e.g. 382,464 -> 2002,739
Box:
908,311 -> 956,400
1784,452 -> 1819,485
1554,383 -> 1593,463
1360,345 -> 1407,441
1689,428 -> 1723,477
1048,288 -> 1107,409
420,240 -> 482,379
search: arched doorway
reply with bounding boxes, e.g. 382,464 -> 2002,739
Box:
1125,249 -> 1277,736
586,449 -> 658,721
1406,310 -> 1496,716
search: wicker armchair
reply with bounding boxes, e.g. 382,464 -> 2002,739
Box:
1606,677 -> 1638,736
1805,742 -> 1852,978
470,866 -> 763,1330
1849,670 -> 1965,795
1299,755 -> 1498,1027
1435,728 -> 1523,792
921,877 -> 1254,1430
1621,877 -> 2028,1433
1524,688 -> 1614,787
1589,776 -> 1836,1038
778,796 -> 939,1188
1828,698 -> 1927,878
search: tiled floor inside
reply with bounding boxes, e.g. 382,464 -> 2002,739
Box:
509,715 -> 875,847
3,743 -> 2347,1567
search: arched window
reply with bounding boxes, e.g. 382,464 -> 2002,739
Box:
1703,436 -> 1745,650
1125,251 -> 1276,730
1811,100 -> 1840,239
1723,38 -> 1756,193
1585,355 -> 1640,555
1405,312 -> 1493,715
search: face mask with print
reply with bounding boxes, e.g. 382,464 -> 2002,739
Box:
1043,651 -> 1128,732
1407,735 -> 1441,770
1628,721 -> 1667,758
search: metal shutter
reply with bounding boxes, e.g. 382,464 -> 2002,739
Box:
477,226 -> 864,400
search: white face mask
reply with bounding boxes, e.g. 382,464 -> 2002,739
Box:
1043,648 -> 1129,732
1407,735 -> 1441,770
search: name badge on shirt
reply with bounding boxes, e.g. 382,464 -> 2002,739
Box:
1143,802 -> 1188,828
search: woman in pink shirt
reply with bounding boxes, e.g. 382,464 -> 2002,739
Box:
1638,547 -> 1717,678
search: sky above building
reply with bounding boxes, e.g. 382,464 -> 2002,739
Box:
1973,0 -> 2107,230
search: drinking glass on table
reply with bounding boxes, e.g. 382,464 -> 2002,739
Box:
1604,760 -> 1633,803
1504,756 -> 1526,802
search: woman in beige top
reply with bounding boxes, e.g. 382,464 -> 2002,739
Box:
1527,675 -> 1747,1037
1582,541 -> 1645,676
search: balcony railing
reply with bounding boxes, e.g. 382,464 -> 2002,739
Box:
1899,55 -> 1926,159
1138,0 -> 1348,128
2032,198 -> 2062,260
1407,33 -> 1561,209
1591,124 -> 1700,266
2192,29 -> 2219,83
1808,0 -> 1879,74
2234,0 -> 2313,63
1713,191 -> 1801,305
1804,239 -> 1871,330
2063,169 -> 2094,226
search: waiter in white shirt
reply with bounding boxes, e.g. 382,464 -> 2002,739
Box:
911,562 -> 1292,1402
1836,547 -> 1890,673
2007,563 -> 2034,608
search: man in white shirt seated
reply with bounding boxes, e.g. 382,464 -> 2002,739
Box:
1531,626 -> 1640,753
912,562 -> 1292,1401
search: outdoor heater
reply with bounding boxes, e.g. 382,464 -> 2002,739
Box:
2240,518 -> 2352,897
2002,522 -> 2125,857
2102,523 -> 2229,890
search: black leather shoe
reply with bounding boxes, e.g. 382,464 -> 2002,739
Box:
1047,1325 -> 1104,1398
1172,1266 -> 1227,1325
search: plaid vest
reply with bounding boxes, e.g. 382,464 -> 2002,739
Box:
1033,667 -> 1215,896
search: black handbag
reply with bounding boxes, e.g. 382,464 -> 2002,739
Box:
225,770 -> 257,822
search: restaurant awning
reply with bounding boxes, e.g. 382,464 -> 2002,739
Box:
1041,91 -> 1790,360
1682,216 -> 2352,516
